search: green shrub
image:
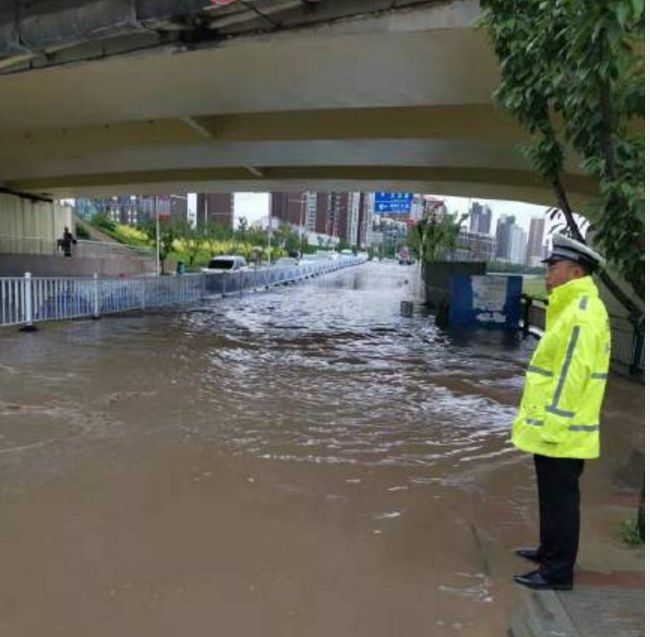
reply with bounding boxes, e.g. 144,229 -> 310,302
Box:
75,223 -> 91,240
620,518 -> 644,547
91,212 -> 116,232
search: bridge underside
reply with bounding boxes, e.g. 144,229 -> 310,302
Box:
0,0 -> 598,206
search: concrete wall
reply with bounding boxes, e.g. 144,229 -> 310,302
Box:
0,191 -> 157,276
0,254 -> 157,278
422,260 -> 486,307
0,192 -> 72,254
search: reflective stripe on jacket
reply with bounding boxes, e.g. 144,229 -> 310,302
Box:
512,276 -> 610,459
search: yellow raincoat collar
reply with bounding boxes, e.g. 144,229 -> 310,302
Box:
547,276 -> 597,328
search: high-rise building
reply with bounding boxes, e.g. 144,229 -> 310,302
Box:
409,195 -> 425,222
270,192 -> 307,227
508,225 -> 528,264
315,193 -> 330,235
357,192 -> 371,247
106,196 -> 138,224
83,194 -> 188,226
312,192 -> 351,240
469,201 -> 492,235
495,214 -> 516,259
140,195 -> 175,221
196,193 -> 234,229
453,231 -> 497,262
421,197 -> 447,217
527,217 -> 546,267
304,192 -> 317,233
332,192 -> 349,240
343,192 -> 360,246
271,191 -> 365,246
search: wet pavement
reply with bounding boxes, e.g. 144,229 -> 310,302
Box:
0,262 -> 643,636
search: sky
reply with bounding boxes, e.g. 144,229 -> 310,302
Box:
231,192 -> 551,237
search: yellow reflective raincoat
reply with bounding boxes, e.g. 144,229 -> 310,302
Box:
512,276 -> 610,459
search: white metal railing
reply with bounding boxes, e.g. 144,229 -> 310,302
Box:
521,294 -> 644,376
0,256 -> 366,329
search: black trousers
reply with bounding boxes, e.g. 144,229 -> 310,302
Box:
534,454 -> 585,583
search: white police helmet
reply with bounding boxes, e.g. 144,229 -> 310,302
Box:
542,234 -> 605,271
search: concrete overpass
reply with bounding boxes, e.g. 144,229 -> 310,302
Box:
0,0 -> 597,205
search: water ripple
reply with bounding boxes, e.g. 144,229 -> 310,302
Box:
178,264 -> 527,476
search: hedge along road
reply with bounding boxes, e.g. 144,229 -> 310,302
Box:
0,262 -> 642,637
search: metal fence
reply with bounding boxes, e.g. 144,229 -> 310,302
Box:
0,257 -> 365,329
521,294 -> 644,376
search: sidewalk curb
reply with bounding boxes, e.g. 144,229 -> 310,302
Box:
509,589 -> 579,637
509,584 -> 645,637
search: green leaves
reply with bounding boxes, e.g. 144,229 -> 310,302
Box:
415,211 -> 463,264
479,0 -> 645,300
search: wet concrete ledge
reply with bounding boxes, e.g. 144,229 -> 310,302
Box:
509,573 -> 645,637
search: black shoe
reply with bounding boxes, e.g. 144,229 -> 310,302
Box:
515,547 -> 542,563
513,570 -> 572,591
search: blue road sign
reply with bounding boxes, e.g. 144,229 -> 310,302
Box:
374,192 -> 413,214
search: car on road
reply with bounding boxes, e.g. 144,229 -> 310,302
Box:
202,255 -> 248,273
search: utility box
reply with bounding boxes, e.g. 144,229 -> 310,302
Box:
449,274 -> 522,329
422,261 -> 486,307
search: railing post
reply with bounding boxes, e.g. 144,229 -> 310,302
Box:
521,294 -> 532,337
92,272 -> 100,320
19,272 -> 37,332
631,318 -> 644,375
141,277 -> 147,311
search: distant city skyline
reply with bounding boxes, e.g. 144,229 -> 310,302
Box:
232,192 -> 552,239
441,196 -> 549,238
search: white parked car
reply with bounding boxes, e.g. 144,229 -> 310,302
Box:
202,255 -> 248,273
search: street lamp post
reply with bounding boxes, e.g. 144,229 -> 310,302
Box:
267,193 -> 272,266
301,194 -> 307,257
154,196 -> 160,276
287,194 -> 308,257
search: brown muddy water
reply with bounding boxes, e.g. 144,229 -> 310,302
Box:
0,263 -> 643,636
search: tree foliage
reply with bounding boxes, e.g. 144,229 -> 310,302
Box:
479,0 -> 644,302
139,218 -> 183,274
274,222 -> 302,254
176,222 -> 203,267
409,212 -> 464,264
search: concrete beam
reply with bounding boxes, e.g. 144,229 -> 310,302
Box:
0,106 -> 526,159
0,27 -> 499,133
179,116 -> 216,140
6,165 -> 596,204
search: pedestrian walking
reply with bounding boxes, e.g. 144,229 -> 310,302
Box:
512,234 -> 610,590
58,226 -> 77,257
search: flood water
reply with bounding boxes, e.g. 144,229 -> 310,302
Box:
0,263 -> 643,636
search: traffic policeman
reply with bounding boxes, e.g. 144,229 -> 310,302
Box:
512,234 -> 610,590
